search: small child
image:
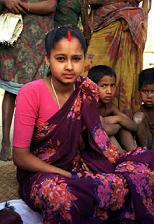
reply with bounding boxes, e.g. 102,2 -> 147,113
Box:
133,67 -> 154,150
88,65 -> 137,152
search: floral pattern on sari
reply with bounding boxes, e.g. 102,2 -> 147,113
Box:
116,161 -> 154,216
34,123 -> 57,140
68,77 -> 99,120
87,172 -> 128,210
31,175 -> 77,223
17,77 -> 154,223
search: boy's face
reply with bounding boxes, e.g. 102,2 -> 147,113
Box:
98,75 -> 116,104
140,83 -> 154,107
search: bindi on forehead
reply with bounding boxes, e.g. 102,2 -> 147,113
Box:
67,31 -> 72,42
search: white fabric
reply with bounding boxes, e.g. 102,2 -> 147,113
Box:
0,199 -> 42,224
0,13 -> 23,45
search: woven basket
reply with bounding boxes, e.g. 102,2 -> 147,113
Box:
0,162 -> 19,202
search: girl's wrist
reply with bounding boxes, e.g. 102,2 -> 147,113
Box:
71,171 -> 78,179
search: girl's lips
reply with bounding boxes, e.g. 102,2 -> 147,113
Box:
63,74 -> 74,79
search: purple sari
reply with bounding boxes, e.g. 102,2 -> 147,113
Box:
17,77 -> 154,224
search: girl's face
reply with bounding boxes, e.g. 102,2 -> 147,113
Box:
98,75 -> 116,104
140,83 -> 154,107
46,37 -> 85,84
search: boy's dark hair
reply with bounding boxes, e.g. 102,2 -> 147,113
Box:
138,67 -> 154,90
87,65 -> 116,84
45,25 -> 87,55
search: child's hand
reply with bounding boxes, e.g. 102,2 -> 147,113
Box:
3,0 -> 26,14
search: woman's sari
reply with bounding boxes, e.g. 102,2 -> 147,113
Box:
84,0 -> 148,116
17,77 -> 154,224
0,0 -> 54,87
54,0 -> 82,27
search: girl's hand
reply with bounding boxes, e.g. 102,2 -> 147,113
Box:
3,0 -> 26,14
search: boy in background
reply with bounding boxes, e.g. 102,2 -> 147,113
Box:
88,65 -> 137,152
133,67 -> 154,150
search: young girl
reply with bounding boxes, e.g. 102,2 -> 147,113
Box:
88,65 -> 137,151
13,26 -> 154,224
133,67 -> 154,149
0,0 -> 57,161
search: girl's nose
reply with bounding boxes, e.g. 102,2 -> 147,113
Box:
66,60 -> 73,70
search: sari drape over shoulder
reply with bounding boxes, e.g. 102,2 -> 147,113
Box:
17,77 -> 154,224
84,0 -> 148,116
91,1 -> 147,50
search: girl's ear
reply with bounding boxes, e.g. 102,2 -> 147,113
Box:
45,55 -> 50,67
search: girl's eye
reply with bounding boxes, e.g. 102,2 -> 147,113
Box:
56,56 -> 65,62
72,56 -> 82,62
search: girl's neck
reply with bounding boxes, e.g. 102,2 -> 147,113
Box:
48,76 -> 75,94
46,76 -> 75,109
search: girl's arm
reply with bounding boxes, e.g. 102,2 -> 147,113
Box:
13,148 -> 72,178
22,0 -> 57,15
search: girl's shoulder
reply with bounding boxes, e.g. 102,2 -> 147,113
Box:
18,79 -> 46,94
16,79 -> 49,105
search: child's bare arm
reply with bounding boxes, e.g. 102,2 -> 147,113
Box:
111,105 -> 137,131
100,116 -> 121,136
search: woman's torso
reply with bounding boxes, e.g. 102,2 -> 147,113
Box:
54,0 -> 82,27
0,0 -> 54,83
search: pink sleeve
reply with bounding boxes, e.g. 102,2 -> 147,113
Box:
13,83 -> 39,148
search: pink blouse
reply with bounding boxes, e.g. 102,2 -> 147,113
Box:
13,79 -> 59,148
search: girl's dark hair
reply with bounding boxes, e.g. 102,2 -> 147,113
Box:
45,26 -> 87,55
138,67 -> 154,90
88,65 -> 116,84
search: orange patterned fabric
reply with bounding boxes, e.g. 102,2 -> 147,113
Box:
84,1 -> 148,116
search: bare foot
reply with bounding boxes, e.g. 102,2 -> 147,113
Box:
0,145 -> 12,161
